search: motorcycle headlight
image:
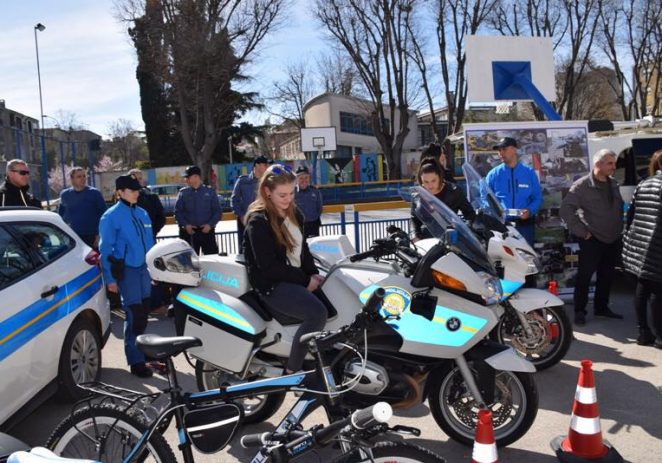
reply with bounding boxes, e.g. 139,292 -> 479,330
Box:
477,271 -> 503,305
516,249 -> 540,275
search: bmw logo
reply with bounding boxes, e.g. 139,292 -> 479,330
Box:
446,317 -> 461,332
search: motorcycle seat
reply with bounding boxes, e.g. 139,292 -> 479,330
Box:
240,291 -> 299,325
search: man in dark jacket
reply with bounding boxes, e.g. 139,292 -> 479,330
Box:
174,165 -> 222,255
294,166 -> 323,237
231,156 -> 269,246
560,149 -> 624,326
129,169 -> 166,239
0,159 -> 41,208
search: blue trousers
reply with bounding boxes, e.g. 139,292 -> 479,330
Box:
118,265 -> 152,366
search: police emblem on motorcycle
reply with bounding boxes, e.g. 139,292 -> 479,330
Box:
446,317 -> 461,332
381,287 -> 411,316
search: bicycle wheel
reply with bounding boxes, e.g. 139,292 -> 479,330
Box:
333,441 -> 446,463
46,403 -> 177,463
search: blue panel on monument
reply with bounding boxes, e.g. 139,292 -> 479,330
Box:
492,61 -> 533,100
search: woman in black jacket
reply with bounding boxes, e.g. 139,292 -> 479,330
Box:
243,164 -> 327,373
411,160 -> 476,241
622,150 -> 662,348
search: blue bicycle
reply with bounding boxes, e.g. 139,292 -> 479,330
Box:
44,288 -> 445,463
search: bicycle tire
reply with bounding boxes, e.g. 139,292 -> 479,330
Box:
46,402 -> 177,463
332,441 -> 446,463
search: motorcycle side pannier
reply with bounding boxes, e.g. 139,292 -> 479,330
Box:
177,287 -> 266,373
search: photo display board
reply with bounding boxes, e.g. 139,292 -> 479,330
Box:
463,121 -> 590,295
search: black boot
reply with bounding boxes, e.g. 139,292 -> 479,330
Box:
637,327 -> 655,346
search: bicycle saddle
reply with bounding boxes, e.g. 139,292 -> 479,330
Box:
8,447 -> 97,463
136,334 -> 202,360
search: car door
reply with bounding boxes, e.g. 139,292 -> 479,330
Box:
0,221 -> 85,424
0,225 -> 42,425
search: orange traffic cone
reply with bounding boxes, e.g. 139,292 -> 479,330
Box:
551,360 -> 623,462
471,409 -> 498,463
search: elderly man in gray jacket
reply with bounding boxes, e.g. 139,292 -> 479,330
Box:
560,149 -> 624,326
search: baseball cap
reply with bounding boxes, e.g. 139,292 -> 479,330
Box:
253,156 -> 269,167
295,165 -> 309,175
183,165 -> 202,177
492,137 -> 518,150
115,174 -> 142,191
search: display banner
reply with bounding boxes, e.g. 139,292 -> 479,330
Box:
464,121 -> 590,295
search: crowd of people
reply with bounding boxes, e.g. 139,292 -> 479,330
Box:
2,142 -> 661,378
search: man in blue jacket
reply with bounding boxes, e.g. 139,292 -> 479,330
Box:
174,165 -> 222,255
99,174 -> 155,377
58,167 -> 107,248
486,137 -> 542,244
295,166 -> 323,237
231,155 -> 269,247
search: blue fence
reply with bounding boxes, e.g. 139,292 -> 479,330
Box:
159,212 -> 411,254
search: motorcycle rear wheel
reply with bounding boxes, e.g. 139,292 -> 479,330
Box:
195,360 -> 286,424
493,305 -> 572,370
428,363 -> 538,447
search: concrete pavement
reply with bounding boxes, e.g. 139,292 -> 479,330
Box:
10,275 -> 662,462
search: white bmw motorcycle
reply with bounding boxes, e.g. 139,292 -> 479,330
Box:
459,162 -> 572,370
147,187 -> 538,447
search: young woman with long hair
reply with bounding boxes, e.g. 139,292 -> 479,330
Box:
243,164 -> 327,373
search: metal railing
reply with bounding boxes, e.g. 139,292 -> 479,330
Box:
158,209 -> 411,254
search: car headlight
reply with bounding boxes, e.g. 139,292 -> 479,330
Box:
477,271 -> 503,305
516,249 -> 540,275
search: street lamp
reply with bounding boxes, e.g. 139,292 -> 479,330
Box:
34,22 -> 49,204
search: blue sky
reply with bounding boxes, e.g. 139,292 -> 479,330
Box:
0,0 -> 326,137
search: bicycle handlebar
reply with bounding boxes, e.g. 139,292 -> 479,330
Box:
240,402 -> 393,451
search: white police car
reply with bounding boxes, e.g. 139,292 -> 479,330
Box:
0,208 -> 109,429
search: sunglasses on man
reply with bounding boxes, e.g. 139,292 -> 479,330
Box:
12,170 -> 30,176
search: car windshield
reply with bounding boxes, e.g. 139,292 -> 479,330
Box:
401,186 -> 494,273
462,162 -> 505,223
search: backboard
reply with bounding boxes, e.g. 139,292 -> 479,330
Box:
466,36 -> 555,103
301,127 -> 337,152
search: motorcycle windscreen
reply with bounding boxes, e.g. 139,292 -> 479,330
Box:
462,162 -> 506,223
359,284 -> 490,357
401,186 -> 495,274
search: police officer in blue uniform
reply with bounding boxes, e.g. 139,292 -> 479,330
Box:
231,155 -> 269,246
99,175 -> 155,378
174,166 -> 222,255
485,137 -> 542,244
294,166 -> 323,237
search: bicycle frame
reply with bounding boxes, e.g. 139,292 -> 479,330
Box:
75,335 -> 354,463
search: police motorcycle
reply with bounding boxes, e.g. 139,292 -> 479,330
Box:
147,186 -> 538,447
457,162 -> 572,370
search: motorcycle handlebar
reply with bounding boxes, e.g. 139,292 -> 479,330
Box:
349,249 -> 377,262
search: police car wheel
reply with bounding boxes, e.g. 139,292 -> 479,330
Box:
56,317 -> 102,401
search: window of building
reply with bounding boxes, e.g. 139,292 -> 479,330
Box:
340,112 -> 376,136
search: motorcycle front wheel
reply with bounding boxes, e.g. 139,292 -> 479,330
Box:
332,441 -> 446,463
493,305 -> 573,370
195,360 -> 286,424
428,363 -> 538,447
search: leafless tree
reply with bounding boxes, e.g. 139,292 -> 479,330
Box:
557,63 -> 622,120
315,0 -> 420,178
435,0 -> 498,150
316,50 -> 360,96
599,0 -> 662,119
269,60 -> 316,129
116,0 -> 285,180
105,119 -> 148,167
50,110 -> 87,131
